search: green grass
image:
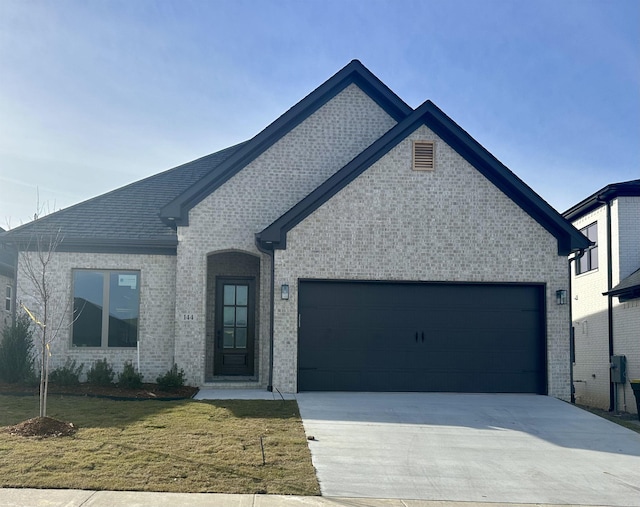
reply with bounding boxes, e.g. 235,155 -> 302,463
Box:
0,394 -> 319,495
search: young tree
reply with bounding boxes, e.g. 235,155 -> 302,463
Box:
19,227 -> 71,417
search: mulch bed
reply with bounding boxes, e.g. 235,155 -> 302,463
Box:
0,382 -> 199,400
3,417 -> 77,439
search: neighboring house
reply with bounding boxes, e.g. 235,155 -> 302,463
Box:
0,60 -> 589,397
563,180 -> 640,414
0,227 -> 16,335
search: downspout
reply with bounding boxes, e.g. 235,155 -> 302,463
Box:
597,194 -> 614,412
255,236 -> 275,392
568,248 -> 585,404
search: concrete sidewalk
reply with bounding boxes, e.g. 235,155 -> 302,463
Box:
0,488 -> 614,507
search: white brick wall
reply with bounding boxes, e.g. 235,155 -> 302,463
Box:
570,196 -> 640,413
273,124 -> 571,398
616,196 -> 640,281
174,84 -> 398,385
16,251 -> 177,383
613,196 -> 640,414
570,205 -> 610,409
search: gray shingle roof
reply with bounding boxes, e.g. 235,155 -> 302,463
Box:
605,267 -> 640,297
2,142 -> 247,253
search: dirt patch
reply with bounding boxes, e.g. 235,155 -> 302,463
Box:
4,416 -> 77,438
0,382 -> 198,400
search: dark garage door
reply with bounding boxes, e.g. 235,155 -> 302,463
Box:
298,281 -> 546,393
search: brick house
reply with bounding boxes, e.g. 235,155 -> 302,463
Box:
563,180 -> 640,413
0,227 -> 16,335
0,61 -> 589,397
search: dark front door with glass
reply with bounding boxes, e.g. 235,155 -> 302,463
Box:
214,278 -> 255,376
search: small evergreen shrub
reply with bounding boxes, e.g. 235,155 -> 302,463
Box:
156,364 -> 185,391
49,358 -> 84,386
0,314 -> 36,384
118,361 -> 143,389
86,358 -> 115,386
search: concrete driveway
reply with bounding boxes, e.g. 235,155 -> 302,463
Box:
296,392 -> 640,506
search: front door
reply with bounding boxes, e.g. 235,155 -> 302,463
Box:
214,278 -> 255,376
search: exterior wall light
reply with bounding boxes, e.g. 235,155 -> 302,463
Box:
556,289 -> 567,305
281,284 -> 289,300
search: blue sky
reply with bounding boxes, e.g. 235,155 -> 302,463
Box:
0,0 -> 638,226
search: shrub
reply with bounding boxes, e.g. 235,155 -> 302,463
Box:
0,314 -> 36,384
86,358 -> 115,386
156,364 -> 185,391
49,358 -> 84,386
118,361 -> 143,389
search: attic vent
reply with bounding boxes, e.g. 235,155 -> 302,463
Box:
413,141 -> 435,171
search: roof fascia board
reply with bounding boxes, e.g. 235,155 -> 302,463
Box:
257,106 -> 429,248
258,100 -> 590,255
420,102 -> 590,255
8,238 -> 178,256
160,60 -> 412,225
563,180 -> 640,221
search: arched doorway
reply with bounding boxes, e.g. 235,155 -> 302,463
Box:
205,251 -> 260,381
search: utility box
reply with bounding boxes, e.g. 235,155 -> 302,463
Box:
611,355 -> 627,384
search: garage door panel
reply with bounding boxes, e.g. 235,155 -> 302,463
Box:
298,281 -> 546,393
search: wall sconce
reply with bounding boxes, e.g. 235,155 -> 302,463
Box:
281,284 -> 289,300
556,290 -> 567,305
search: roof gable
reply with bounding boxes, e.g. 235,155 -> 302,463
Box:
159,60 -> 412,226
257,100 -> 590,256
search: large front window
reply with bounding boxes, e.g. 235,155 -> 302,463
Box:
72,270 -> 140,347
576,223 -> 598,275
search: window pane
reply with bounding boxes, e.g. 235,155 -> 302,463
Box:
590,246 -> 598,270
108,273 -> 139,347
224,285 -> 235,305
236,285 -> 248,306
5,285 -> 10,298
73,271 -> 103,347
236,307 -> 248,327
235,328 -> 247,348
223,307 -> 235,326
223,328 -> 234,348
578,255 -> 588,275
587,224 -> 597,242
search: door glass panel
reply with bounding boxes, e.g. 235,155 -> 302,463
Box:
236,307 -> 248,327
223,328 -> 234,348
223,307 -> 235,326
224,285 -> 235,305
236,285 -> 248,306
235,328 -> 247,348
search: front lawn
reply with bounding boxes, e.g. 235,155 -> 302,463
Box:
0,395 -> 319,495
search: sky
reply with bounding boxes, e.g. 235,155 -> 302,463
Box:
0,0 -> 638,227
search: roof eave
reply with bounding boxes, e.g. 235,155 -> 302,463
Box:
563,180 -> 640,221
10,237 -> 178,255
